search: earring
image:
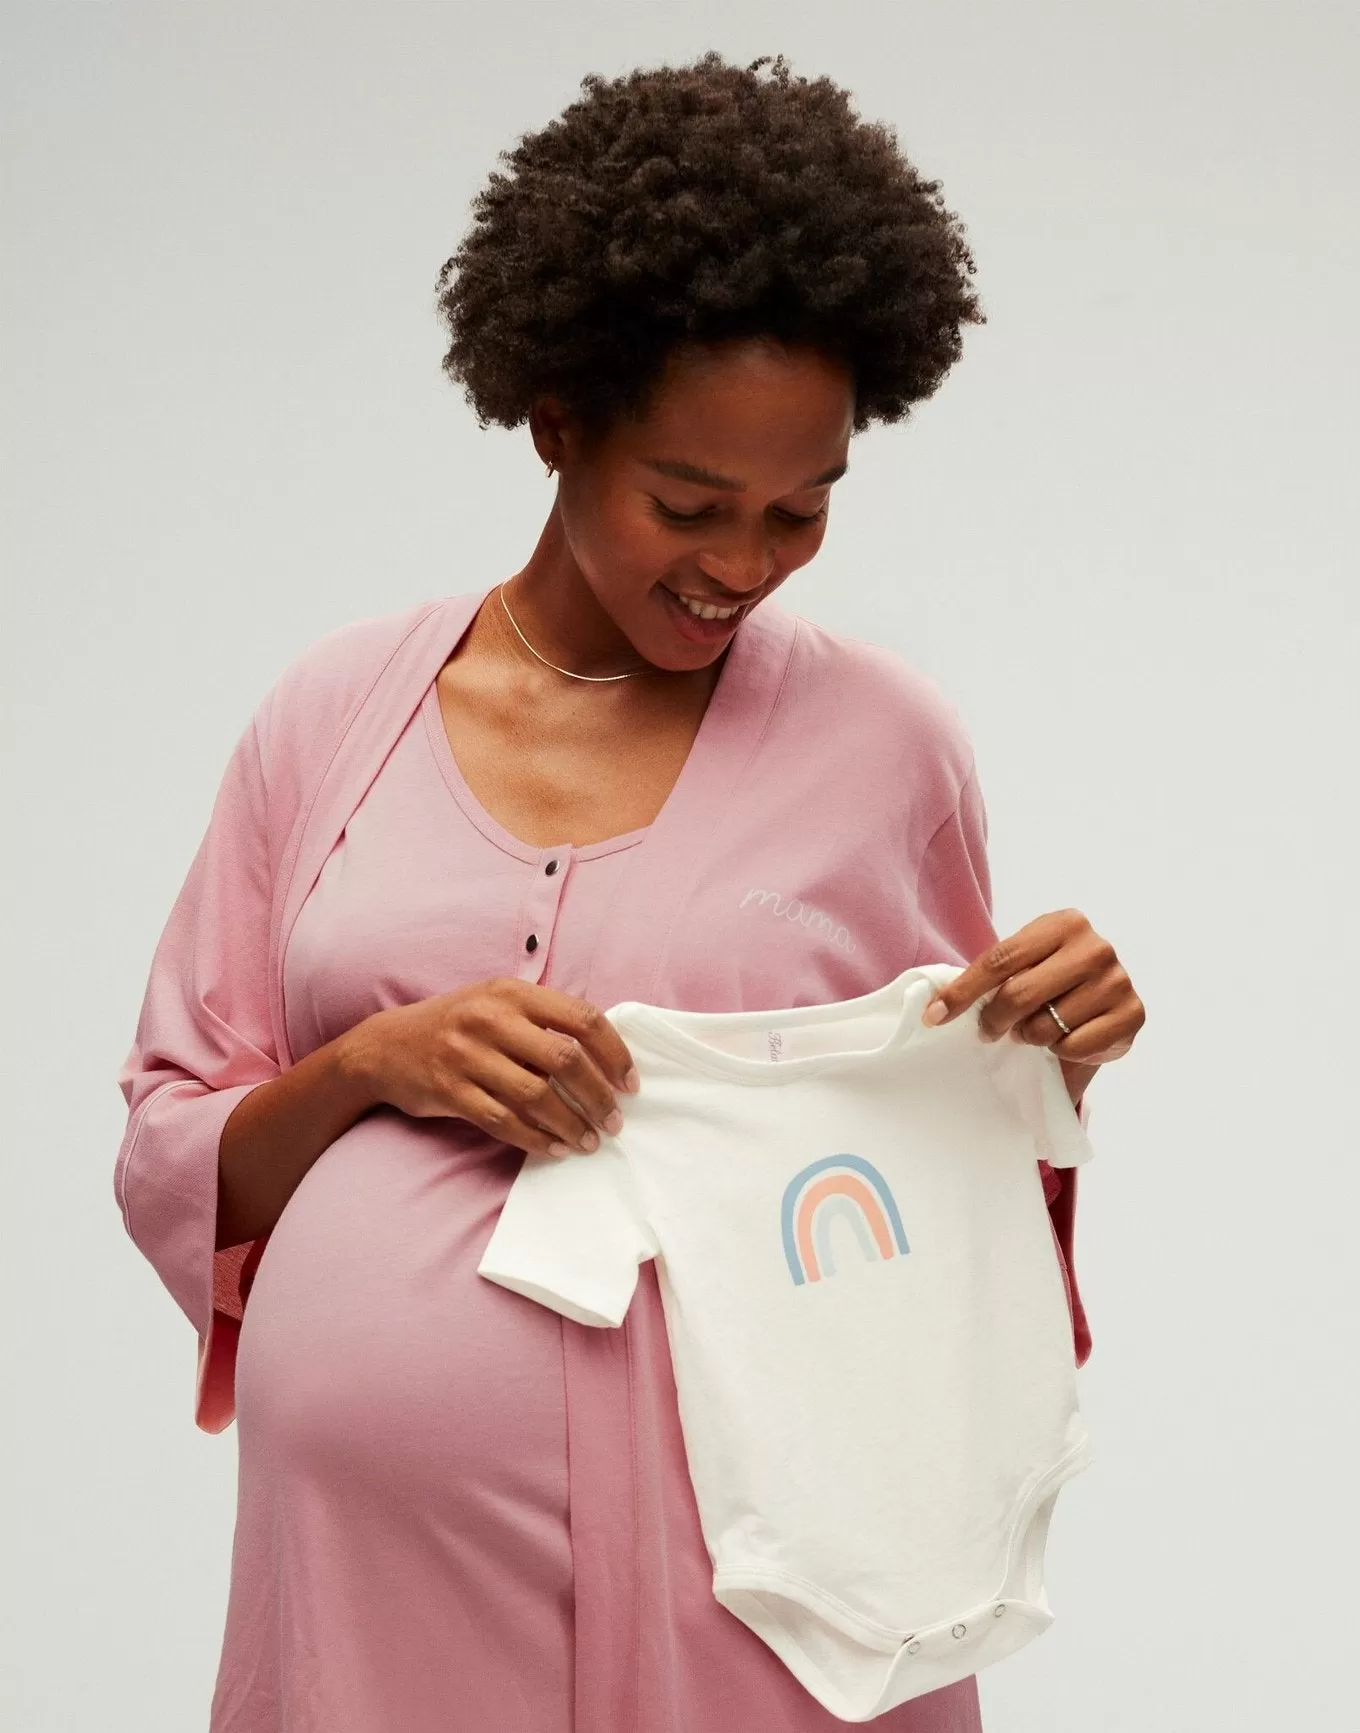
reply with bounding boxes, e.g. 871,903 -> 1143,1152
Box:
544,460 -> 556,477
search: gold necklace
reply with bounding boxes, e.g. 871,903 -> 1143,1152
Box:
497,581 -> 644,683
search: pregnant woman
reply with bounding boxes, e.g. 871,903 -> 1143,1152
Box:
115,51 -> 1144,1733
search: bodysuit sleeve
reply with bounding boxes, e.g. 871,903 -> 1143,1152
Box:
913,756 -> 1095,1366
478,1143 -> 659,1328
989,1042 -> 1097,1170
113,698 -> 281,1434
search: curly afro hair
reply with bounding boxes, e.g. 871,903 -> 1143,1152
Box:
434,52 -> 984,440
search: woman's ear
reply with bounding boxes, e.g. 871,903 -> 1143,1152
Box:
528,395 -> 573,473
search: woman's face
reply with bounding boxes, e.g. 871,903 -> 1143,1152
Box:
537,338 -> 855,673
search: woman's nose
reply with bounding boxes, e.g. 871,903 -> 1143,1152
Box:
695,533 -> 776,593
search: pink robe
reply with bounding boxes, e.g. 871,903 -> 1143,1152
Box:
114,581 -> 1091,1731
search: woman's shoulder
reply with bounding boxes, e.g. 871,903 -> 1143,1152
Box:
252,594 -> 462,761
779,604 -> 976,779
269,595 -> 447,697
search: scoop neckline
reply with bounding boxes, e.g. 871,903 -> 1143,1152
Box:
418,577 -> 778,867
420,678 -> 652,864
612,963 -> 970,1084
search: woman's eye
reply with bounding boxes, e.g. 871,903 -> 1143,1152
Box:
650,500 -> 828,527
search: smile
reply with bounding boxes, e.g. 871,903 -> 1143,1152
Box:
665,590 -> 745,621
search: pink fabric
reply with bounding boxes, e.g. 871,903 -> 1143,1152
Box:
114,583 -> 1091,1731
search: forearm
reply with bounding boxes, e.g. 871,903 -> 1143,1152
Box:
216,1023 -> 381,1250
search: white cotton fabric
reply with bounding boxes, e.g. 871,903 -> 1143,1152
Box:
478,962 -> 1095,1721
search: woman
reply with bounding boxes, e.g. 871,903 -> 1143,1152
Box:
115,51 -> 1144,1733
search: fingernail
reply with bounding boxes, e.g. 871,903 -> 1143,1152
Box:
548,1141 -> 572,1158
922,999 -> 948,1026
622,1067 -> 641,1093
579,1130 -> 599,1152
603,1109 -> 624,1135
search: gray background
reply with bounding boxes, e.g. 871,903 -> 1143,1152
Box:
5,2 -> 1356,1728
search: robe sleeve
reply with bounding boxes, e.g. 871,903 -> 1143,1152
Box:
912,759 -> 1094,1368
113,696 -> 282,1433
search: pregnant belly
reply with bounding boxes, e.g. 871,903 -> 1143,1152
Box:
234,1107 -> 570,1548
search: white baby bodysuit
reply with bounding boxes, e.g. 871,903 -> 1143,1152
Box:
477,961 -> 1095,1722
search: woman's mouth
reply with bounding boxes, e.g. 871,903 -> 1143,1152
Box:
657,584 -> 752,643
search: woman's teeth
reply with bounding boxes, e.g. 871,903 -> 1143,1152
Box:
673,593 -> 740,621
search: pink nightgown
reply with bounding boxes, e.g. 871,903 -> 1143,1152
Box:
115,584 -> 1091,1732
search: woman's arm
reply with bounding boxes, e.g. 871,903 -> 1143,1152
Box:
114,703 -> 285,1432
219,976 -> 642,1249
215,1027 -> 377,1249
911,759 -> 1095,1366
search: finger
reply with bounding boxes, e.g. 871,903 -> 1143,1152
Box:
1010,999 -> 1080,1048
456,1079 -> 583,1160
511,1022 -> 625,1133
1030,1009 -> 1133,1066
980,946 -> 1119,1042
1007,965 -> 1123,1047
472,1050 -> 602,1150
504,983 -> 639,1091
921,925 -> 1058,1027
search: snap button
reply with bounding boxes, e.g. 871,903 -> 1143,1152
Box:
525,934 -> 539,953
951,1623 -> 967,1639
544,859 -> 559,876
994,1604 -> 1006,1618
906,1641 -> 921,1655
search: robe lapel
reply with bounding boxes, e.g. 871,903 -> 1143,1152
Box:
268,588 -> 491,1068
267,586 -> 800,1730
581,595 -> 799,1013
570,597 -> 799,1730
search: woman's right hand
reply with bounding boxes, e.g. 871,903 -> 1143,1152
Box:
343,978 -> 640,1159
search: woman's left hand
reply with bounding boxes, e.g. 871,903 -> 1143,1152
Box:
920,909 -> 1145,1107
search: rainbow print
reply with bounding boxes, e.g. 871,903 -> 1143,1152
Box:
780,1154 -> 909,1286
